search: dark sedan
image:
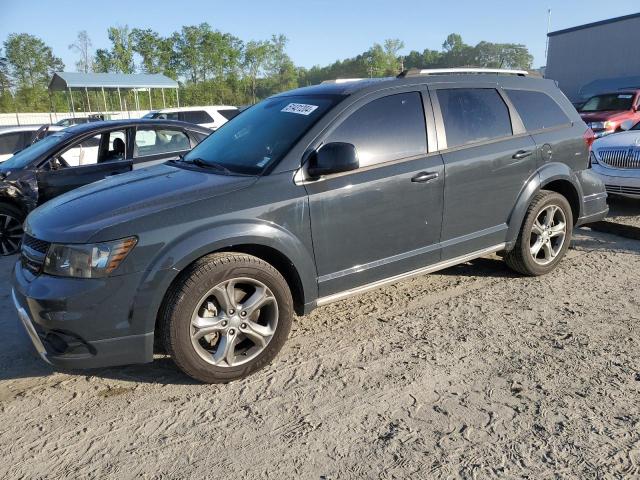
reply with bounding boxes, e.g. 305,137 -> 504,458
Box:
0,119 -> 211,254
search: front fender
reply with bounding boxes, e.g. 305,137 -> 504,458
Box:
131,220 -> 318,335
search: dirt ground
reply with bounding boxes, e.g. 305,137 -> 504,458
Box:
0,199 -> 639,479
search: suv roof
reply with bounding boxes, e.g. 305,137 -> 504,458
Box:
276,69 -> 548,98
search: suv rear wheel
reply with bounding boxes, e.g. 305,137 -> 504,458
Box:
160,252 -> 293,383
505,190 -> 573,276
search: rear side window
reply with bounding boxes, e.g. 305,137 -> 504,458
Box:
326,92 -> 427,168
183,110 -> 214,124
218,109 -> 239,121
506,89 -> 570,131
0,132 -> 29,155
154,112 -> 179,121
134,128 -> 191,157
437,88 -> 512,148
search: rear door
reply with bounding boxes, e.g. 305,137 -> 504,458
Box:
431,84 -> 537,259
36,129 -> 133,203
305,89 -> 445,297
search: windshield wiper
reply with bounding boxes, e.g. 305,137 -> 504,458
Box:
186,157 -> 232,175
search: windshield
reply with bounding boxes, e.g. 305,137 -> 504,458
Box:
580,93 -> 635,112
182,95 -> 341,175
0,132 -> 70,170
631,121 -> 640,131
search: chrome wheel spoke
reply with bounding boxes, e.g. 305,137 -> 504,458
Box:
541,241 -> 554,261
212,332 -> 238,366
240,320 -> 274,348
532,220 -> 545,236
213,280 -> 237,312
548,222 -> 566,237
530,237 -> 544,257
240,286 -> 275,316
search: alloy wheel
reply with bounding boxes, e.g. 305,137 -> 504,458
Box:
0,214 -> 23,255
529,204 -> 567,266
190,277 -> 278,367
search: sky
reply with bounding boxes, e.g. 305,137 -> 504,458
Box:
1,0 -> 639,70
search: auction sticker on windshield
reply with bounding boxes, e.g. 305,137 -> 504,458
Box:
281,103 -> 319,115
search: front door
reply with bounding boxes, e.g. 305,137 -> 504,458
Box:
305,91 -> 445,298
35,129 -> 133,203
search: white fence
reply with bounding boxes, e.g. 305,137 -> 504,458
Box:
0,110 -> 152,127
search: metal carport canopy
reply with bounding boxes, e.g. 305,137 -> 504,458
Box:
49,72 -> 178,90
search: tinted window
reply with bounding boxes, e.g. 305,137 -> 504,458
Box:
134,128 -> 190,157
0,132 -> 29,155
219,109 -> 239,121
506,90 -> 570,131
580,93 -> 634,112
153,112 -> 179,121
183,110 -> 213,124
326,92 -> 427,167
438,88 -> 512,148
183,95 -> 340,175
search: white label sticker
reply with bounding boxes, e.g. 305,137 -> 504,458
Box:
281,103 -> 319,115
618,94 -> 633,99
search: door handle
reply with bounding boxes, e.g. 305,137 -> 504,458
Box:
512,150 -> 533,160
411,171 -> 439,183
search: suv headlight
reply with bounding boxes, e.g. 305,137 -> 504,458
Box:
43,237 -> 137,278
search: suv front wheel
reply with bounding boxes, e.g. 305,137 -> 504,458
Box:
505,190 -> 573,276
160,252 -> 293,383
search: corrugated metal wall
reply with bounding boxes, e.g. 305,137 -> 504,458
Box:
545,15 -> 640,101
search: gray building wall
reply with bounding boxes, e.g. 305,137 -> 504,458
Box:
545,13 -> 640,102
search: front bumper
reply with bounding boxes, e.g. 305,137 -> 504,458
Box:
12,261 -> 154,369
592,163 -> 640,199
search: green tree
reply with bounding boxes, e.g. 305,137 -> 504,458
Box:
93,48 -> 113,73
69,30 -> 93,73
4,33 -> 64,109
243,40 -> 271,103
107,25 -> 135,73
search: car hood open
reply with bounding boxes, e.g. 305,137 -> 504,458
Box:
26,163 -> 257,243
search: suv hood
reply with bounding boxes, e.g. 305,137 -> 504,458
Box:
580,111 -> 628,122
26,163 -> 257,243
593,130 -> 640,149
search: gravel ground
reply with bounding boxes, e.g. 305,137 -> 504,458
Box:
0,224 -> 639,479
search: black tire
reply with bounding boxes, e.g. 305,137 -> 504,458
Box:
505,190 -> 573,276
0,203 -> 25,256
160,252 -> 293,383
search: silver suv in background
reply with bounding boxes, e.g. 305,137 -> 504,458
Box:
143,106 -> 240,130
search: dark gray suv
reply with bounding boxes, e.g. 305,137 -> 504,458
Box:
12,69 -> 608,383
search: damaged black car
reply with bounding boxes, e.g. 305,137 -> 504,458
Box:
0,119 -> 211,255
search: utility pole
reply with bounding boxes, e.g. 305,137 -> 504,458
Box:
544,8 -> 552,66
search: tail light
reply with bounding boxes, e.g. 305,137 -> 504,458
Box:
583,127 -> 596,152
584,128 -> 596,169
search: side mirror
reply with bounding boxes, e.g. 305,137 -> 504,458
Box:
307,142 -> 359,178
620,119 -> 635,131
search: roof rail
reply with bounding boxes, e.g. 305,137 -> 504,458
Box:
397,68 -> 529,78
320,78 -> 365,84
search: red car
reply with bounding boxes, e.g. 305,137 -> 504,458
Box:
579,90 -> 640,137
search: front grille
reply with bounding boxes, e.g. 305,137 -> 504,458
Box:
21,234 -> 50,275
23,234 -> 50,254
597,148 -> 640,169
606,184 -> 640,196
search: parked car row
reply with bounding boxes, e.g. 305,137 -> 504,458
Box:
10,69 -> 609,384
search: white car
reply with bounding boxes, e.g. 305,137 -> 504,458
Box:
591,120 -> 640,198
0,125 -> 64,162
143,106 -> 239,130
